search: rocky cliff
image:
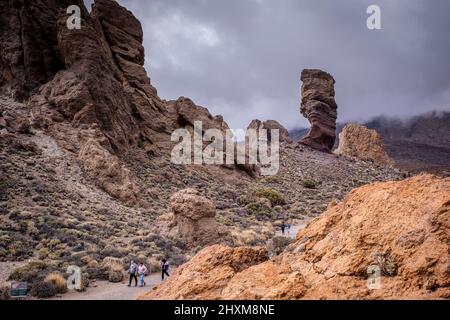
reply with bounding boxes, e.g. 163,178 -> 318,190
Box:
0,0 -> 243,206
141,174 -> 450,300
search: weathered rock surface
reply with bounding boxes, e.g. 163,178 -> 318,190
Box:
299,69 -> 337,152
142,174 -> 450,299
0,0 -> 83,100
140,245 -> 269,300
169,189 -> 227,246
78,135 -> 142,206
335,123 -> 393,166
247,119 -> 292,143
0,0 -> 247,204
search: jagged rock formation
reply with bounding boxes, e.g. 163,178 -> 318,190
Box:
299,69 -> 337,152
0,0 -> 243,205
141,174 -> 450,299
0,0 -> 411,295
335,123 -> 393,166
140,245 -> 269,300
169,189 -> 228,247
0,0 -> 80,100
247,119 -> 292,143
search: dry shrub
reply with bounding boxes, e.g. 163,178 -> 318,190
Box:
102,257 -> 124,283
44,272 -> 67,294
30,280 -> 58,298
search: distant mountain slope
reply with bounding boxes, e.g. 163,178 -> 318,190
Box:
365,112 -> 450,174
364,111 -> 450,149
290,111 -> 450,174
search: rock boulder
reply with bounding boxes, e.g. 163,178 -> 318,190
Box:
170,189 -> 225,246
247,119 -> 292,143
140,245 -> 269,300
335,123 -> 393,166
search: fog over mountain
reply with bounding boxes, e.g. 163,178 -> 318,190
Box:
85,0 -> 450,130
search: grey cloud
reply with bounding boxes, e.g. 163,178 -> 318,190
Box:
87,0 -> 450,130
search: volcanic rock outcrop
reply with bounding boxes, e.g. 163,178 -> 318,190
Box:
0,0 -> 247,205
142,174 -> 450,299
247,119 -> 292,143
169,189 -> 228,247
0,0 -> 82,100
335,123 -> 393,166
299,69 -> 338,152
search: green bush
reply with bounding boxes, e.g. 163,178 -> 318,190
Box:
302,179 -> 318,189
237,195 -> 253,206
246,202 -> 272,218
254,188 -> 286,206
8,261 -> 48,282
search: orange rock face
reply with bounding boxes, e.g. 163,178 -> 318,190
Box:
170,188 -> 226,246
335,123 -> 394,166
141,174 -> 450,300
139,245 -> 269,300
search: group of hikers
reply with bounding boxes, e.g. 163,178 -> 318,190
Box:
127,222 -> 293,288
281,221 -> 292,235
127,258 -> 170,287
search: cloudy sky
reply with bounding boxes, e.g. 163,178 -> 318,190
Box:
86,0 -> 450,130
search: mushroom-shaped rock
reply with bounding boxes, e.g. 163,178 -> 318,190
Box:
170,189 -> 223,246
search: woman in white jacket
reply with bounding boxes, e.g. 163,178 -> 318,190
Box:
138,262 -> 148,287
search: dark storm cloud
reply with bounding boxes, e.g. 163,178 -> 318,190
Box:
92,0 -> 450,130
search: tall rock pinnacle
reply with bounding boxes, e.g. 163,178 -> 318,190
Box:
299,69 -> 338,152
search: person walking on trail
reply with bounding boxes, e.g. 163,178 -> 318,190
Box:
138,262 -> 147,287
281,222 -> 286,235
287,221 -> 291,235
128,260 -> 138,287
161,258 -> 170,281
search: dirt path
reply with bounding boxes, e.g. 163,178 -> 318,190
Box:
51,272 -> 163,300
275,219 -> 308,239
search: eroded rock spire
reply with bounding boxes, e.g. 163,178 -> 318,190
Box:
299,69 -> 337,152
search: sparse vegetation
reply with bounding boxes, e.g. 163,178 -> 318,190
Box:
0,286 -> 11,300
302,179 -> 319,189
8,261 -> 49,282
138,138 -> 145,149
254,188 -> 286,206
245,202 -> 273,218
374,253 -> 397,276
30,279 -> 59,298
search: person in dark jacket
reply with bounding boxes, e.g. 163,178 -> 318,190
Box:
128,260 -> 138,287
161,258 -> 170,280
